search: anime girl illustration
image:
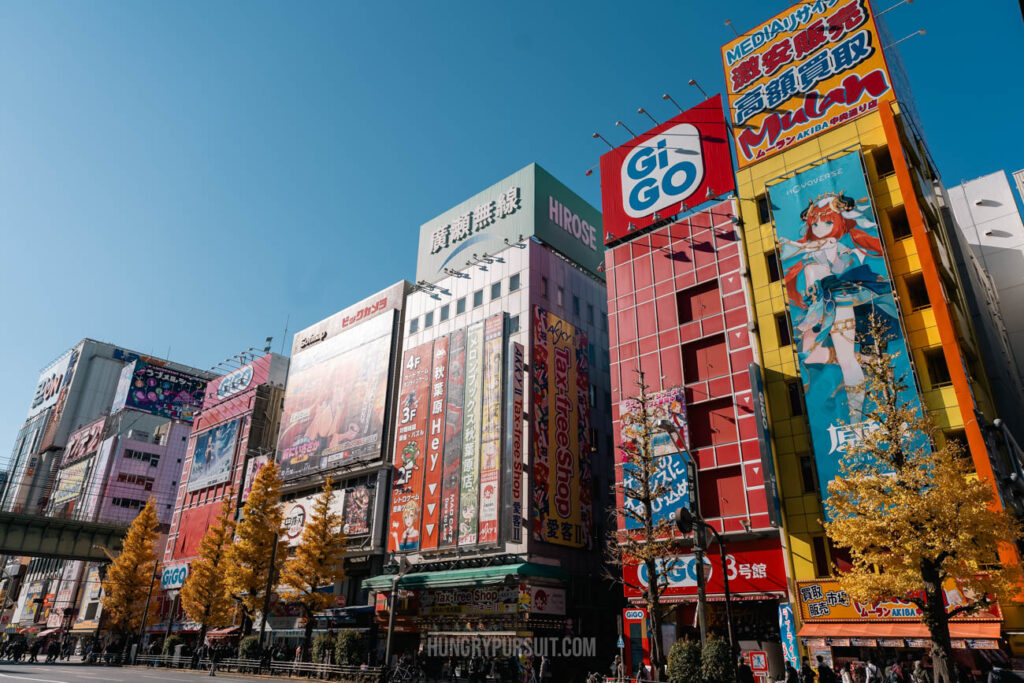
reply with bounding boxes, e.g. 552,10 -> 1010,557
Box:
778,192 -> 899,419
391,500 -> 420,551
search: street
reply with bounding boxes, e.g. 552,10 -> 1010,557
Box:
0,663 -> 270,683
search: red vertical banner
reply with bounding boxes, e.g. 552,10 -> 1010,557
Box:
419,336 -> 449,550
508,342 -> 525,543
458,321 -> 485,546
477,314 -> 505,545
386,342 -> 433,552
438,329 -> 466,547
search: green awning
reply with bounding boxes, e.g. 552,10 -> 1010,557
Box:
361,562 -> 567,592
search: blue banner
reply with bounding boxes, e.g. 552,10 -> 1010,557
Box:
768,151 -> 922,511
778,602 -> 798,670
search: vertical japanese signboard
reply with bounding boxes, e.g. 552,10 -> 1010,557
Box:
387,342 -> 434,552
506,342 -> 525,543
722,0 -> 894,168
477,314 -> 505,544
767,150 -> 923,509
439,330 -> 466,547
531,307 -> 591,548
420,336 -> 449,550
749,363 -> 783,527
458,322 -> 485,546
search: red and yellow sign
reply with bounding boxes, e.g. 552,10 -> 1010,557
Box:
796,580 -> 1001,622
722,0 -> 895,168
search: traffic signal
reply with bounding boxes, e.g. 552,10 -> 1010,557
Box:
675,507 -> 695,535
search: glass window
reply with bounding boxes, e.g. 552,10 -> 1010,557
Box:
440,304 -> 450,322
888,206 -> 912,240
509,273 -> 520,292
812,536 -> 831,578
787,381 -> 804,416
766,252 -> 781,283
799,455 -> 817,492
508,315 -> 520,334
409,317 -> 419,334
872,146 -> 895,177
424,311 -> 434,328
588,304 -> 595,325
905,273 -> 930,310
473,290 -> 484,308
775,313 -> 792,347
924,348 -> 952,387
491,282 -> 501,300
541,277 -> 548,298
456,298 -> 466,314
556,287 -> 564,306
573,295 -> 580,316
756,194 -> 771,224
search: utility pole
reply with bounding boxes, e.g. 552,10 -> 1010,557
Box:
258,538 -> 279,648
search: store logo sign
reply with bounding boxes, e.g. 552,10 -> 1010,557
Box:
620,123 -> 704,218
217,366 -> 254,400
161,565 -> 189,590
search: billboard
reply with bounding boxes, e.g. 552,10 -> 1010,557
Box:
419,336 -> 449,551
618,387 -> 690,531
386,342 -> 434,552
203,354 -> 286,411
767,150 -> 923,506
242,454 -> 269,502
506,342 -> 525,543
278,311 -> 397,479
416,164 -> 603,284
186,419 -> 240,492
113,360 -> 207,421
531,307 -> 591,548
438,330 -> 466,547
748,364 -> 783,527
343,485 -> 373,536
795,578 -> 1002,622
28,348 -> 77,419
477,315 -> 505,544
722,0 -> 895,168
599,95 -> 735,243
52,458 -> 92,505
62,418 -> 105,467
283,488 -> 347,547
458,322 -> 485,546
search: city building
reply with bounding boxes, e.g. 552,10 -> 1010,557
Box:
722,0 -> 1024,670
599,96 -> 790,674
362,163 -> 616,669
154,352 -> 289,639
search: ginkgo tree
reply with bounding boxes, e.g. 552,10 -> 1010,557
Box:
279,478 -> 347,662
825,317 -> 1022,683
101,497 -> 160,646
180,493 -> 237,646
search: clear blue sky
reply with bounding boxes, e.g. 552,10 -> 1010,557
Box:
2,0 -> 1022,458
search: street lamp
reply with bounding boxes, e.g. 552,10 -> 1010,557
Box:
383,555 -> 411,668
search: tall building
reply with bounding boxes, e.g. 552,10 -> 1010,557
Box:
723,0 -> 1024,669
363,163 -> 615,670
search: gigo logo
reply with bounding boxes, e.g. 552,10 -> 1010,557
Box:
624,609 -> 646,621
217,365 -> 254,400
635,554 -> 712,590
161,564 -> 189,590
620,123 -> 704,218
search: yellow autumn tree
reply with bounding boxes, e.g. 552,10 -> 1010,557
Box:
180,493 -> 237,645
279,479 -> 347,661
825,317 -> 1022,683
225,461 -> 287,636
101,497 -> 159,643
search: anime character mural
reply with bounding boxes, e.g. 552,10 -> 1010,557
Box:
769,151 -> 924,508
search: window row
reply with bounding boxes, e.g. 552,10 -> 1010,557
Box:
409,274 -> 521,334
111,497 -> 148,510
116,472 -> 155,491
124,449 -> 160,467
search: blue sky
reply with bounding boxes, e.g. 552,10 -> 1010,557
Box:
2,0 -> 1022,457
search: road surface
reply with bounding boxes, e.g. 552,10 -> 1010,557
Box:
0,663 -> 271,683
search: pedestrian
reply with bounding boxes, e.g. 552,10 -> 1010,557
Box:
28,639 -> 40,663
817,656 -> 838,683
738,656 -> 756,683
613,654 -> 625,682
786,662 -> 800,683
842,663 -> 855,683
887,663 -> 904,683
866,661 -> 882,683
911,661 -> 931,683
539,655 -> 551,683
801,657 -> 817,683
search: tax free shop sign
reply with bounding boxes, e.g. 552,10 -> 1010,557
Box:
416,163 -> 604,284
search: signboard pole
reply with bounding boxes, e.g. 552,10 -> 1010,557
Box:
135,562 -> 161,657
693,525 -> 709,646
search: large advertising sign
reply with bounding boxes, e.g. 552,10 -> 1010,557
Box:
506,342 -> 525,543
52,458 -> 92,505
387,342 -> 434,552
283,489 -> 347,547
278,309 -> 397,479
186,419 -> 240,492
62,418 -> 105,467
419,337 -> 449,551
619,387 -> 690,531
203,354 -> 285,411
748,364 -> 783,527
439,330 -> 466,547
28,349 -> 77,419
768,151 -> 922,506
599,95 -> 735,243
623,539 -> 788,599
343,485 -> 373,536
531,307 -> 591,548
458,322 -> 485,546
113,360 -> 206,421
722,0 -> 894,168
795,578 -> 1002,622
477,315 -> 505,544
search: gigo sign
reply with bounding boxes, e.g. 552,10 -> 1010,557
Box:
161,564 -> 189,590
216,365 -> 254,400
599,95 -> 735,244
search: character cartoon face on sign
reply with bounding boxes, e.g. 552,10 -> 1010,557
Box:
394,500 -> 420,551
533,589 -> 548,612
395,441 -> 419,486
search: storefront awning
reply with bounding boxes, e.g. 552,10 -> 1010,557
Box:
207,626 -> 240,637
37,628 -> 62,637
362,562 -> 568,592
798,622 -> 1001,640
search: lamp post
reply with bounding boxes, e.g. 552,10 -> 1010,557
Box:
137,562 -> 161,656
383,555 -> 410,668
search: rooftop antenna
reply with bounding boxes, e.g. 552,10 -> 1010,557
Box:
280,314 -> 289,354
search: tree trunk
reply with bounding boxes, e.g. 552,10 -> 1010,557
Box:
197,624 -> 208,657
302,605 -> 314,663
921,561 -> 954,683
645,556 -> 663,681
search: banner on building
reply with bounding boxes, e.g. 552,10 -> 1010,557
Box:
618,386 -> 690,531
111,360 -> 206,421
796,578 -> 1002,622
242,454 -> 269,503
283,489 -> 347,546
52,458 -> 91,505
187,419 -> 240,492
748,364 -> 783,527
62,418 -> 105,467
420,336 -> 449,550
458,322 -> 485,546
722,0 -> 895,168
506,342 -> 525,542
477,315 -> 505,544
531,307 -> 591,548
768,150 -> 924,508
779,603 -> 799,670
343,485 -> 373,536
439,329 -> 466,547
387,342 -> 434,552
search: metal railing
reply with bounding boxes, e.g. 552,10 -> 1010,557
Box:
133,653 -> 382,680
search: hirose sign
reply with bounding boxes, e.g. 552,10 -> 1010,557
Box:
599,95 -> 734,243
721,0 -> 895,168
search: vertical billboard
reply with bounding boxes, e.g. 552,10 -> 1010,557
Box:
438,330 -> 466,547
506,342 -> 525,542
722,0 -> 895,168
599,95 -> 735,243
278,284 -> 404,479
386,342 -> 434,552
62,418 -> 105,467
618,387 -> 690,531
112,360 -> 207,421
186,419 -> 240,492
458,322 -> 485,546
749,364 -> 783,527
767,150 -> 922,505
477,315 -> 505,544
420,337 -> 449,551
531,307 -> 591,548
343,485 -> 373,536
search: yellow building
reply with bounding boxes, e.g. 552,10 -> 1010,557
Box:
723,0 -> 1024,667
